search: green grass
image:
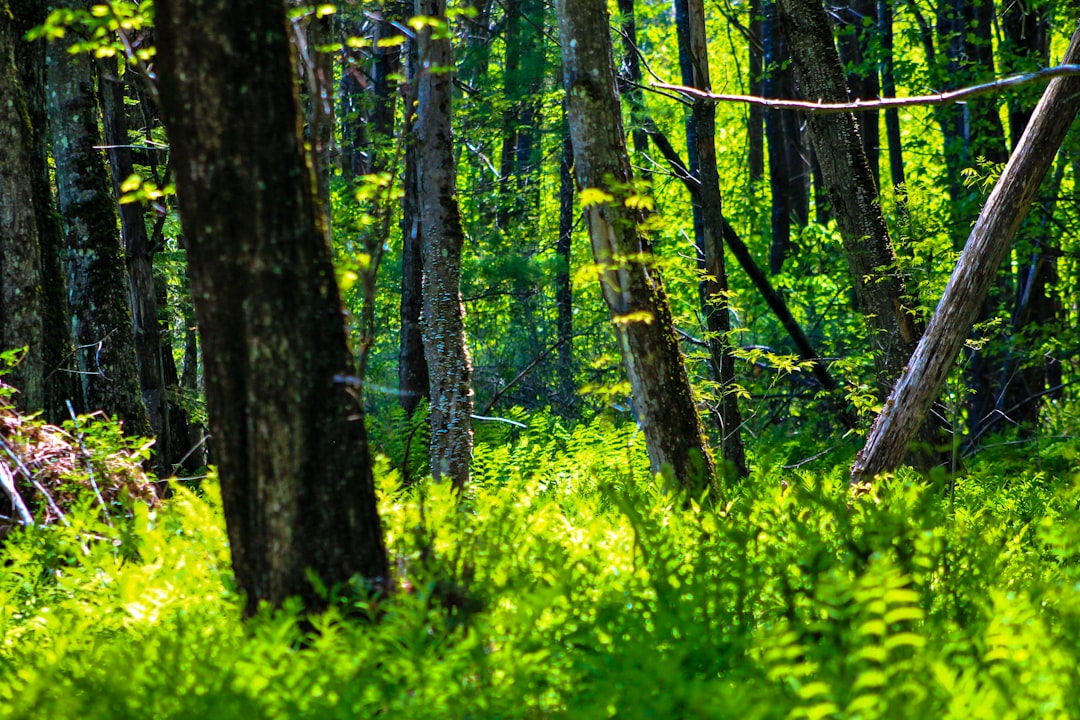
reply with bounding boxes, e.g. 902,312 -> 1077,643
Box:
2,411 -> 1080,719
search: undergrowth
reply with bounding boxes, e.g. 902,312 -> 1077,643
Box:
1,409 -> 1080,719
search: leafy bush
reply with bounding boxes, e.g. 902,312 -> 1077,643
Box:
2,409 -> 1080,718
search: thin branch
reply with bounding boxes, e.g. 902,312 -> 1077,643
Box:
652,64 -> 1080,114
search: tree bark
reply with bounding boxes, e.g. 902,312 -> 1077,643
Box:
748,0 -> 765,182
157,0 -> 390,614
674,0 -> 747,478
617,0 -> 650,169
555,119 -> 577,415
12,0 -> 80,421
98,57 -> 192,476
878,0 -> 905,197
0,3 -> 45,410
415,0 -> 474,490
557,0 -> 715,492
777,0 -> 920,395
45,7 -> 151,437
851,23 -> 1080,483
835,0 -> 880,187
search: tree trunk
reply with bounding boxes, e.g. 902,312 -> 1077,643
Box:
835,0 -> 880,188
748,0 -> 765,182
45,8 -> 151,437
763,0 -> 809,273
0,3 -> 45,410
396,10 -> 429,418
555,119 -> 577,415
777,0 -> 920,395
617,0 -> 650,168
851,23 -> 1080,483
98,57 -> 192,476
415,0 -> 475,490
12,0 -> 80,421
674,0 -> 747,478
557,0 -> 715,493
157,0 -> 390,614
878,0 -> 905,197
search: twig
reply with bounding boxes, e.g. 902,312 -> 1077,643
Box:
652,65 -> 1080,114
0,462 -> 34,527
67,401 -> 113,527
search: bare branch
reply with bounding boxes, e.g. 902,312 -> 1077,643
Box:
652,64 -> 1080,114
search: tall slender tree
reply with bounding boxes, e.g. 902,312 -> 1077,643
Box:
415,0 -> 475,490
157,0 -> 389,614
673,0 -> 748,478
557,0 -> 715,493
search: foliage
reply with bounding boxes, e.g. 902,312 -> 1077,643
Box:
3,408 -> 1080,718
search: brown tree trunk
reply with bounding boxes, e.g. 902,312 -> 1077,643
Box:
45,7 -> 151,437
11,0 -> 80,421
748,0 -> 765,182
878,0 -> 905,198
415,0 -> 475,490
157,0 -> 390,614
0,3 -> 45,410
777,0 -> 920,395
617,0 -> 650,168
852,23 -> 1080,483
674,0 -> 748,478
557,0 -> 715,493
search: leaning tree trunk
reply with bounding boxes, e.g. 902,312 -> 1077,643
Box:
45,9 -> 151,437
0,4 -> 45,410
557,0 -> 715,493
157,0 -> 390,615
777,0 -> 920,396
674,0 -> 748,478
851,23 -> 1080,483
415,0 -> 474,490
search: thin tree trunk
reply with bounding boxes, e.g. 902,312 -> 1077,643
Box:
835,0 -> 880,188
45,10 -> 151,436
98,57 -> 190,475
748,0 -> 765,182
415,0 -> 474,490
0,4 -> 45,410
617,0 -> 650,167
157,0 -> 390,614
777,0 -> 920,395
394,8 -> 429,418
555,118 -> 576,415
557,0 -> 715,492
674,0 -> 747,478
11,0 -> 80,421
878,0 -> 906,198
852,23 -> 1080,483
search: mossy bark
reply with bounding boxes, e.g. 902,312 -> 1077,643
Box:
557,0 -> 715,494
0,2 -> 45,409
45,3 -> 150,436
157,0 -> 389,614
10,0 -> 80,421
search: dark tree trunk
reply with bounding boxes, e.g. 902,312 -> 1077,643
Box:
878,0 -> 905,197
557,0 -> 715,493
157,0 -> 390,614
98,57 -> 192,476
852,24 -> 1080,482
45,8 -> 151,437
0,4 -> 45,410
415,0 -> 475,490
617,0 -> 650,168
11,0 -> 80,421
555,119 -> 577,415
674,0 -> 747,478
835,0 -> 880,188
998,0 -> 1053,433
398,29 -> 429,418
777,0 -> 920,395
763,0 -> 809,273
748,0 -> 765,182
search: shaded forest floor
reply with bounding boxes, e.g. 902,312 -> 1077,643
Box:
2,405 -> 1080,718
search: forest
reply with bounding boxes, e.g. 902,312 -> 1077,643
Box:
2,0 -> 1080,716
